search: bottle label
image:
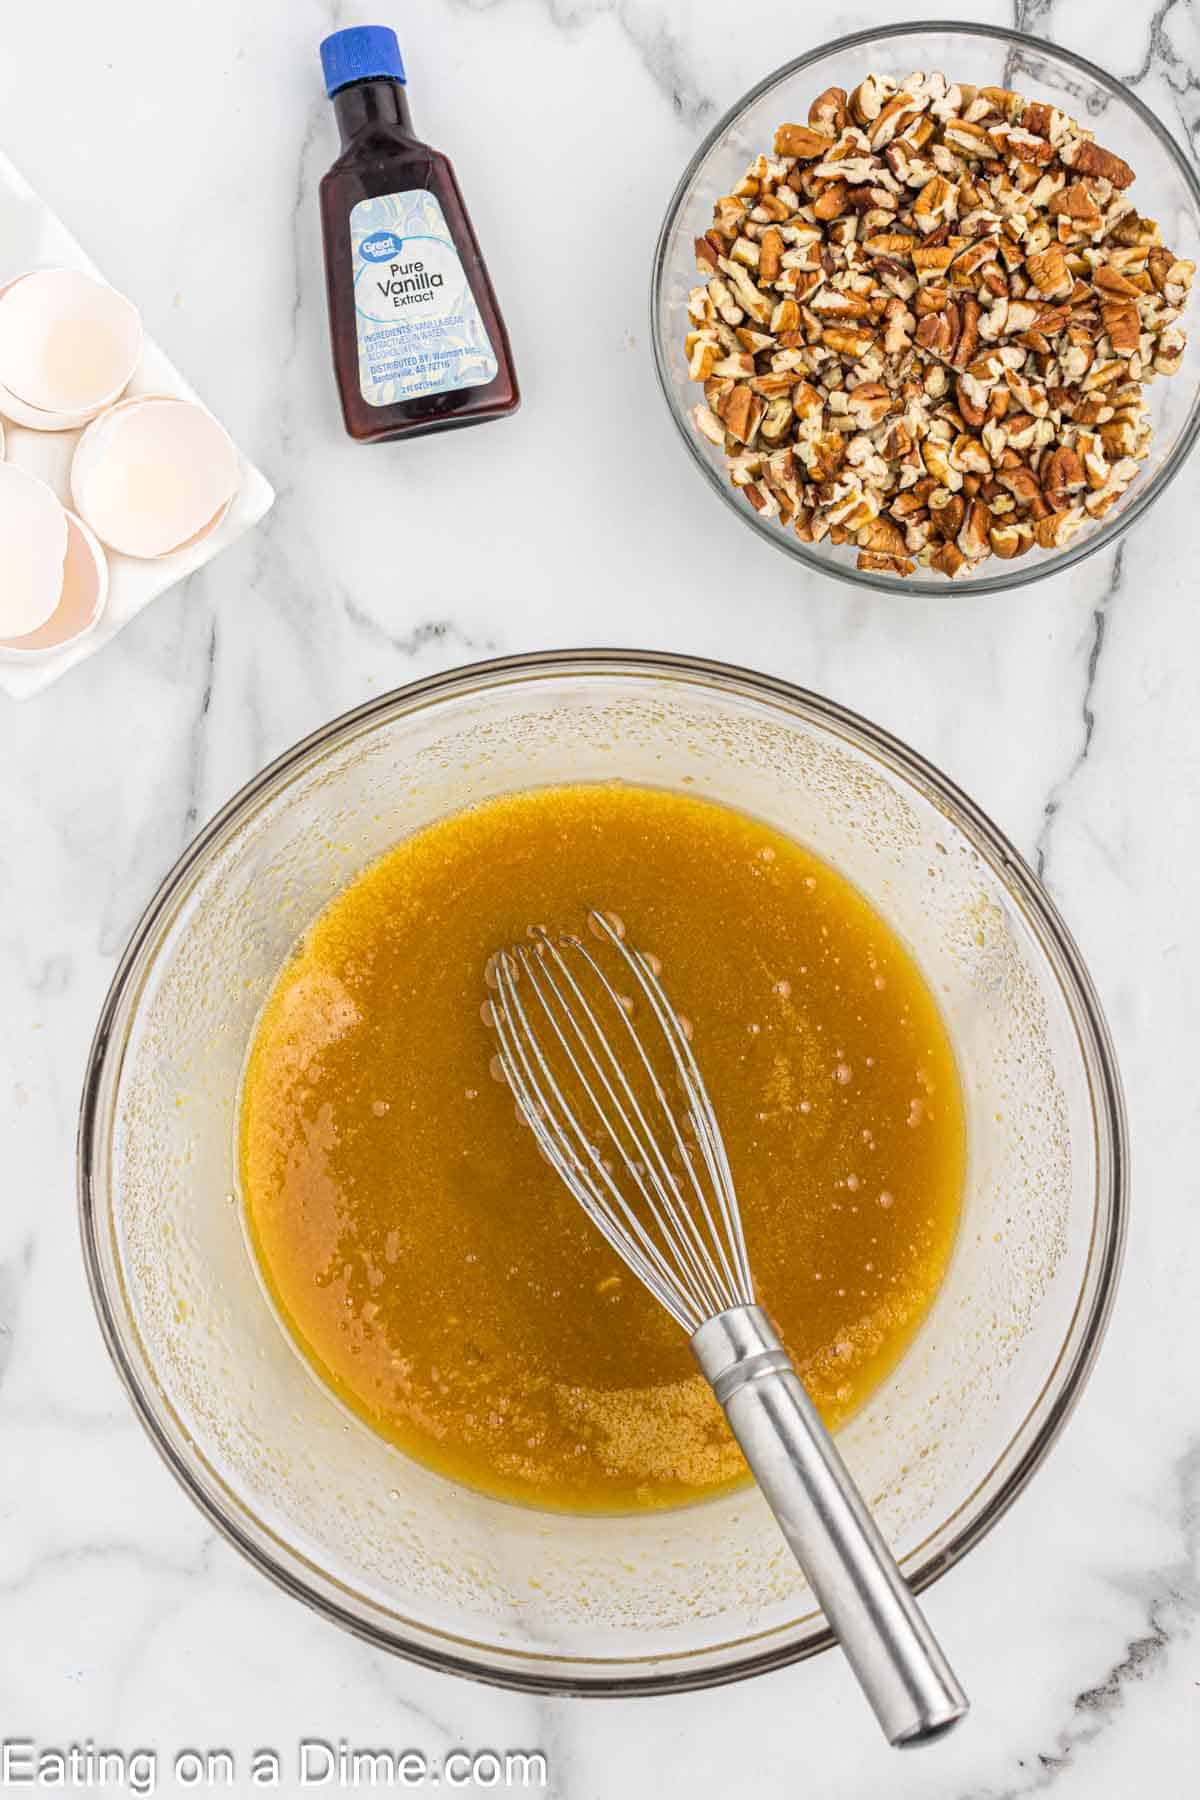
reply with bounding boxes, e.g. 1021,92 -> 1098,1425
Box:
349,189 -> 499,407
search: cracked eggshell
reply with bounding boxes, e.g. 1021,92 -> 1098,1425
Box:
0,269 -> 121,431
71,394 -> 240,559
0,278 -> 56,428
0,268 -> 142,425
0,380 -> 102,432
0,507 -> 108,655
0,462 -> 70,636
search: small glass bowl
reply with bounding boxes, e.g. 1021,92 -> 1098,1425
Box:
651,23 -> 1200,595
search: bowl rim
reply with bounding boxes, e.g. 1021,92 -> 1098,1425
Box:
650,20 -> 1200,597
77,647 -> 1129,1694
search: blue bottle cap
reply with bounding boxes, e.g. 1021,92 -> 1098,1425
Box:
320,26 -> 406,97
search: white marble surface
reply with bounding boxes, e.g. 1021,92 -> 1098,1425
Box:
1,0 -> 1198,1794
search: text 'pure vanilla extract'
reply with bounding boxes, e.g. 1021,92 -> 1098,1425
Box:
318,25 -> 520,443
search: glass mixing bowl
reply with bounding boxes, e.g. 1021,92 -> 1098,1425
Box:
651,23 -> 1200,595
78,652 -> 1126,1693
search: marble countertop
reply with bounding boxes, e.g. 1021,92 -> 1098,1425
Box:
2,0 -> 1198,1793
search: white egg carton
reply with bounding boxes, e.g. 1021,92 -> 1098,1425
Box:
0,150 -> 274,699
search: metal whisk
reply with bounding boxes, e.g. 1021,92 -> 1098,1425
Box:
489,910 -> 968,1748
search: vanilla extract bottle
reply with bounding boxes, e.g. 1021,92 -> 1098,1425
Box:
318,26 -> 520,443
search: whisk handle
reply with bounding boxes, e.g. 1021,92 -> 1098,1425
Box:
691,1304 -> 968,1748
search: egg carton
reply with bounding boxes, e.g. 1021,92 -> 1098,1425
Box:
0,150 -> 274,699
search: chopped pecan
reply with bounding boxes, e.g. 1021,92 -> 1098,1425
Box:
717,383 -> 761,444
692,404 -> 725,446
721,261 -> 774,325
913,243 -> 958,283
774,123 -> 836,160
707,276 -> 743,327
915,309 -> 952,357
842,381 -> 894,429
1026,244 -> 1073,300
694,236 -> 721,274
810,287 -> 872,319
913,173 -> 958,234
958,496 -> 993,558
1003,127 -> 1054,166
686,334 -> 719,380
981,86 -> 1023,122
1034,507 -> 1084,548
952,296 -> 981,370
1061,137 -> 1135,189
857,548 -> 915,575
821,322 -> 878,356
848,75 -> 888,126
1040,445 -> 1086,509
1022,102 -> 1066,143
943,118 -> 999,159
1050,182 -> 1103,230
812,181 -> 850,221
929,490 -> 966,540
1153,327 -> 1186,375
882,296 -> 916,354
809,86 -> 849,135
1093,263 -> 1143,299
758,395 -> 795,444
950,431 -> 991,476
792,381 -> 824,421
1101,299 -> 1140,354
928,539 -> 968,577
758,227 -> 784,284
994,464 -> 1042,506
989,520 -> 1034,558
856,515 -> 908,557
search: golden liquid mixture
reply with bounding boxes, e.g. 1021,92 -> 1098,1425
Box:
241,784 -> 964,1511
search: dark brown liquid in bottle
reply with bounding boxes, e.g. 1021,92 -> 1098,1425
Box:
320,78 -> 519,443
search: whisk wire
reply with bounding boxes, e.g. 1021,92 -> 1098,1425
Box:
525,944 -> 724,1325
583,914 -> 753,1305
516,944 -> 706,1314
527,933 -> 732,1322
557,931 -> 747,1316
491,949 -> 700,1328
490,913 -> 760,1331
